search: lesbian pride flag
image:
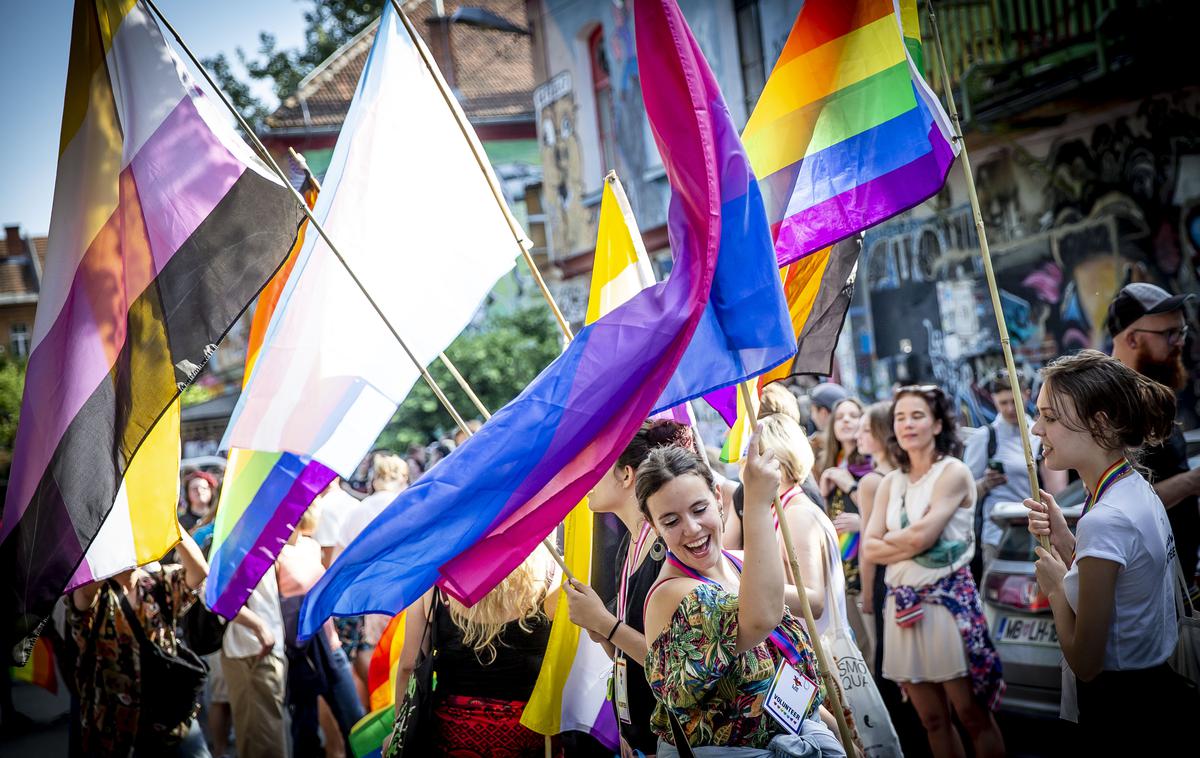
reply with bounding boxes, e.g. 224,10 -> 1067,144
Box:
299,0 -> 795,637
0,0 -> 302,660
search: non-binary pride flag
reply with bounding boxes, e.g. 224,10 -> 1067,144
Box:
299,0 -> 795,637
0,0 -> 302,661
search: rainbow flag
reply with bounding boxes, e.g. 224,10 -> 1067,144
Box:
367,613 -> 405,711
206,450 -> 335,618
299,0 -> 795,636
1,0 -> 303,660
744,0 -> 955,265
204,164 -> 335,620
839,531 -> 860,562
348,706 -> 392,758
10,636 -> 56,694
735,0 -> 955,381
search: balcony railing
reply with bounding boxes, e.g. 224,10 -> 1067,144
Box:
918,0 -> 1167,124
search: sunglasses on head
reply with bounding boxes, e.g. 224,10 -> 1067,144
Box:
895,384 -> 939,395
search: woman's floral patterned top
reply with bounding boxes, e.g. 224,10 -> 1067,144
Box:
644,583 -> 825,748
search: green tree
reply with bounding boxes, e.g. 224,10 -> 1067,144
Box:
0,358 -> 26,460
376,307 -> 561,451
203,0 -> 385,130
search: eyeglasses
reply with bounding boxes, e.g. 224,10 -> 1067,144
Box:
1132,325 -> 1189,346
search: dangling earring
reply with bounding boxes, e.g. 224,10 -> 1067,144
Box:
649,539 -> 666,561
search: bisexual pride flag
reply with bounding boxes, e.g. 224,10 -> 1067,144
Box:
299,0 -> 795,637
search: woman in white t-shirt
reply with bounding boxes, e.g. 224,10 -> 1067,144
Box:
1027,350 -> 1197,742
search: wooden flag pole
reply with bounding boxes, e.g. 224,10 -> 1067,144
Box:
924,1 -> 1049,550
146,2 -> 577,611
439,351 -> 491,421
389,0 -> 574,342
739,382 -> 855,754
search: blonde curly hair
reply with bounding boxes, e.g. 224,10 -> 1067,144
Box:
445,547 -> 553,664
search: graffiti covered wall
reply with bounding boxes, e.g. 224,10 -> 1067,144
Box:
858,89 -> 1200,426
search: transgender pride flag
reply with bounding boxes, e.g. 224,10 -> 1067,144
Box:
0,0 -> 302,660
300,0 -> 795,638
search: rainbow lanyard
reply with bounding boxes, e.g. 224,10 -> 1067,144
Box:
1081,459 -> 1134,518
664,550 -> 804,667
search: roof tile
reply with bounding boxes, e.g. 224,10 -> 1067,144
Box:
265,0 -> 533,132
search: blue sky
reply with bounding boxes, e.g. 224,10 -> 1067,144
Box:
0,1 -> 309,235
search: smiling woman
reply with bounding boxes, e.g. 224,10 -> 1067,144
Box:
1025,349 -> 1197,748
634,440 -> 844,756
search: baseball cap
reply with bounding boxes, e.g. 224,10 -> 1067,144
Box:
809,382 -> 849,411
1106,283 -> 1195,337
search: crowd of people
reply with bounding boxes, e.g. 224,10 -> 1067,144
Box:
12,282 -> 1197,757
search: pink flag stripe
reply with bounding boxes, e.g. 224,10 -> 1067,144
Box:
2,97 -> 245,538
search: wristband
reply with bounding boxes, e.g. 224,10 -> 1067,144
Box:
605,619 -> 621,642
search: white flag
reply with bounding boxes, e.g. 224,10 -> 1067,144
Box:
222,5 -> 518,474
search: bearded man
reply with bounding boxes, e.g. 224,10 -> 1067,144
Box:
1109,282 -> 1199,586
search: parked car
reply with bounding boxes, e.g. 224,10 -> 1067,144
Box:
982,495 -> 1083,717
983,445 -> 1200,716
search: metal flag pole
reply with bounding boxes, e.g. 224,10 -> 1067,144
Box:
739,383 -> 856,755
388,0 -> 574,342
144,0 -> 572,580
924,1 -> 1048,551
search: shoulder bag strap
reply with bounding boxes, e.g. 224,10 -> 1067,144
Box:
986,423 -> 997,459
667,709 -> 697,758
116,583 -> 156,652
1174,556 -> 1197,621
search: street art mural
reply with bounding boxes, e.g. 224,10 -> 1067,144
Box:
535,72 -> 591,256
858,89 -> 1200,426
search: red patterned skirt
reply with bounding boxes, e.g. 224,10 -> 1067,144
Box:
433,694 -> 558,757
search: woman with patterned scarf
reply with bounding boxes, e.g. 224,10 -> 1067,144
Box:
863,385 -> 1004,758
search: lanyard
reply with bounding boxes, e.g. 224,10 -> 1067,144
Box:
617,522 -> 652,622
1081,459 -> 1134,517
664,551 -> 804,667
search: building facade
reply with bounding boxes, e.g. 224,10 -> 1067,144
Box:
526,0 -> 1199,426
0,226 -> 44,363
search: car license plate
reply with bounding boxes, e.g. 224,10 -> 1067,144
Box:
996,615 -> 1059,647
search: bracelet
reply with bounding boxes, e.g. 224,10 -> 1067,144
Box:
605,619 -> 621,642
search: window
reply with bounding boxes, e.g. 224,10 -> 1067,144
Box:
589,26 -> 618,174
10,323 -> 29,359
735,0 -> 766,119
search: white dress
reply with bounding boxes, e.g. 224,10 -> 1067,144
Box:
881,457 -> 977,684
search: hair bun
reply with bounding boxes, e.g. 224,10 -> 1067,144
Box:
645,419 -> 694,451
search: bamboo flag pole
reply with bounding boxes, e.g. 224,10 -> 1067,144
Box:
142,0 -> 575,581
389,0 -> 574,342
923,2 -> 1048,551
739,384 -> 854,753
